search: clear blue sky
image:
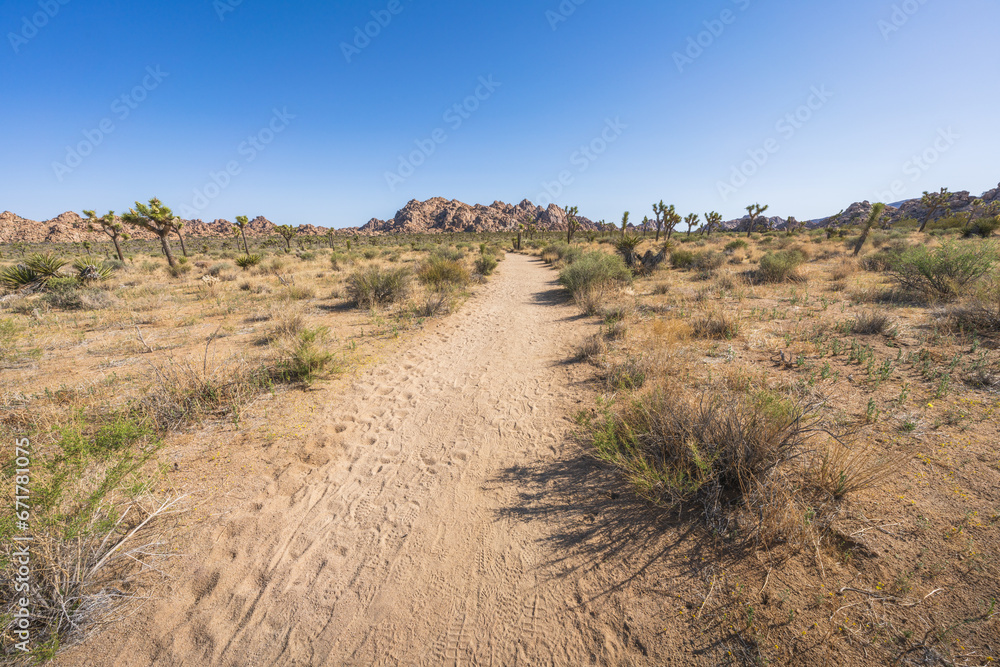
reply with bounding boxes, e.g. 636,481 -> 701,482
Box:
2,0 -> 998,227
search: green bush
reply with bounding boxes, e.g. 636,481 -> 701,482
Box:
886,241 -> 997,300
347,266 -> 411,308
235,254 -> 264,270
670,249 -> 695,269
965,217 -> 1000,239
725,239 -> 749,252
418,257 -> 470,290
474,254 -> 499,276
558,252 -> 632,295
280,326 -> 336,385
756,250 -> 806,283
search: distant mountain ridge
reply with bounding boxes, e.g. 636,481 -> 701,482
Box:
3,182 -> 997,243
719,181 -> 1000,232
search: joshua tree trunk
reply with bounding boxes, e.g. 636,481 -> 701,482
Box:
111,236 -> 124,262
175,229 -> 188,257
159,233 -> 177,267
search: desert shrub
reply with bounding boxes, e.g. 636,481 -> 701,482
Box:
474,254 -> 499,276
346,266 -> 411,308
413,291 -> 452,317
605,357 -> 647,390
670,249 -> 695,269
691,312 -> 740,339
362,249 -> 379,260
829,259 -> 858,281
43,279 -> 118,311
205,262 -> 233,277
167,263 -> 193,278
724,239 -> 749,252
848,310 -> 896,335
652,282 -> 670,295
942,282 -> 1000,333
576,334 -> 607,362
558,252 -> 632,297
284,284 -> 316,301
418,257 -> 470,290
297,251 -> 317,261
964,217 -> 1000,239
0,411 -> 169,660
279,326 -> 336,385
590,386 -> 808,513
755,249 -> 806,283
235,254 -> 264,270
886,241 -> 997,300
432,247 -> 465,262
544,243 -> 583,266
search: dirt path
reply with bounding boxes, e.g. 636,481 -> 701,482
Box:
61,254 -> 670,666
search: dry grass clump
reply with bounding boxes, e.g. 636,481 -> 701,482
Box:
753,249 -> 807,284
576,334 -> 607,363
346,266 -> 411,308
587,381 -> 895,545
691,311 -> 741,340
848,309 -> 896,335
417,257 -> 470,290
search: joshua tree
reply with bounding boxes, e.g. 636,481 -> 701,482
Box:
234,215 -> 251,254
515,223 -> 525,251
276,224 -> 296,251
121,198 -> 181,268
326,228 -> 337,249
702,211 -> 722,237
785,216 -> 801,235
641,216 -> 651,237
621,211 -> 630,237
652,201 -> 666,241
745,203 -> 769,237
684,213 -> 700,237
84,210 -> 128,262
174,220 -> 188,257
565,206 -> 580,244
918,187 -> 951,233
853,203 -> 886,257
82,241 -> 92,256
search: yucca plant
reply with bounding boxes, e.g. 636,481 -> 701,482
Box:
0,264 -> 42,289
614,234 -> 643,269
72,258 -> 116,281
235,254 -> 264,270
0,253 -> 67,289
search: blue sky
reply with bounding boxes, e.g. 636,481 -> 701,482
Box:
2,0 -> 998,227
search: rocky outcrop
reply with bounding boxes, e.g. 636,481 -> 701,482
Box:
360,198 -> 597,235
0,212 -> 302,244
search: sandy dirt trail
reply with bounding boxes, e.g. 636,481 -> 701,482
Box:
62,254 -> 667,666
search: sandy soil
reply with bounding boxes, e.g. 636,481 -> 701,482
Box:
55,254 -> 671,666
